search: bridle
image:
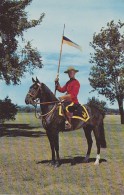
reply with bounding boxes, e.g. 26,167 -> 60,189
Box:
28,85 -> 41,99
27,84 -> 60,118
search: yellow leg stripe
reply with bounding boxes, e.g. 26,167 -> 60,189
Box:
59,105 -> 63,116
66,102 -> 74,112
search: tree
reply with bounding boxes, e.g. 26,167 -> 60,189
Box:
0,96 -> 18,123
0,0 -> 45,85
89,20 -> 124,124
87,97 -> 107,118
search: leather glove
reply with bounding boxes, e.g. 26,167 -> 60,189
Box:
55,77 -> 60,89
55,77 -> 59,82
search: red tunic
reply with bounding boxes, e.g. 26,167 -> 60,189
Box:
57,78 -> 80,104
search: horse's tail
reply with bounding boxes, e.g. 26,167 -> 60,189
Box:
99,121 -> 107,148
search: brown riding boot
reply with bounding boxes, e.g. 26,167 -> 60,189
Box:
65,111 -> 73,130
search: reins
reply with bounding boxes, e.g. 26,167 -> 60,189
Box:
28,84 -> 62,119
35,104 -> 57,118
28,86 -> 59,105
35,100 -> 60,105
34,100 -> 63,119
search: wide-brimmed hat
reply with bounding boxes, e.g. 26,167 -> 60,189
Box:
64,66 -> 79,73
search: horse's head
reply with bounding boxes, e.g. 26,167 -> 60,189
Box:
25,77 -> 42,106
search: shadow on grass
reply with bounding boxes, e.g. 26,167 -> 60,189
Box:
0,123 -> 46,138
36,156 -> 107,166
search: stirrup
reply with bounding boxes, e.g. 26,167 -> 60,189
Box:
65,120 -> 72,130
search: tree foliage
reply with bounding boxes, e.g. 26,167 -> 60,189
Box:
0,96 -> 18,123
89,20 -> 124,123
0,0 -> 45,85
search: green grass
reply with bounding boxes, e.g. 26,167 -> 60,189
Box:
0,113 -> 124,195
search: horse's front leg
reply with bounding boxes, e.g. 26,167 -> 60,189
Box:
54,132 -> 60,167
47,133 -> 56,166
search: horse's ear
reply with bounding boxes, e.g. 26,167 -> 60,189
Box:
32,77 -> 36,83
36,77 -> 40,83
36,77 -> 42,87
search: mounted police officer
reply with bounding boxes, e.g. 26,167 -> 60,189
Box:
55,66 -> 80,130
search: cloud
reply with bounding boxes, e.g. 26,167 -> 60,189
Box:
24,0 -> 124,54
1,0 -> 123,108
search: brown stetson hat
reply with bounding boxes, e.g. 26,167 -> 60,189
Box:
64,66 -> 79,73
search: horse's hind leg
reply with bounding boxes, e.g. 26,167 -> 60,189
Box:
93,126 -> 101,165
83,127 -> 93,163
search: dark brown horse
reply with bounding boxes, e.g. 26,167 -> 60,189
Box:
25,78 -> 107,167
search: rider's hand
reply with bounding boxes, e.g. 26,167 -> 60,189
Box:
55,77 -> 59,83
55,77 -> 60,89
58,97 -> 65,103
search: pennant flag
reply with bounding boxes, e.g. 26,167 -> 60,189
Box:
62,36 -> 82,51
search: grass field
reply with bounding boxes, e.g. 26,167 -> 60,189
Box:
0,113 -> 124,195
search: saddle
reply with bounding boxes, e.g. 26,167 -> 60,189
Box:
59,102 -> 90,122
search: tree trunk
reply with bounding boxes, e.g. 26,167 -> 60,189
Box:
117,98 -> 124,124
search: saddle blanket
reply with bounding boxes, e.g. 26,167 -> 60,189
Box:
59,102 -> 90,122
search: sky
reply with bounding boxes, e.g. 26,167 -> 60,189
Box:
0,0 -> 124,108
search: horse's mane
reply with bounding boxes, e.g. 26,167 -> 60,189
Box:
42,83 -> 58,101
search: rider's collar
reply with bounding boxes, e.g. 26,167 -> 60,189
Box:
70,78 -> 76,81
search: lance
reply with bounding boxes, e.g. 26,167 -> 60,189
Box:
54,24 -> 65,95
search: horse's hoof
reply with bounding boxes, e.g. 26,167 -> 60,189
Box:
83,156 -> 89,163
54,161 -> 60,168
94,162 -> 99,166
83,159 -> 89,163
94,160 -> 99,165
50,161 -> 55,166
